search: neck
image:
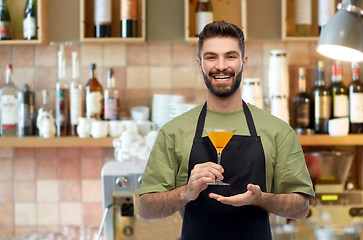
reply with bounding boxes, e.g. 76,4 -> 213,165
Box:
207,88 -> 243,112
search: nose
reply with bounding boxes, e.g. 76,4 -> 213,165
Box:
215,58 -> 227,70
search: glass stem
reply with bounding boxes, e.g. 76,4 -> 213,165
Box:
217,150 -> 222,165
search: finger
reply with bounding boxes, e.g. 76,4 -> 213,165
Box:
194,162 -> 224,173
191,165 -> 224,181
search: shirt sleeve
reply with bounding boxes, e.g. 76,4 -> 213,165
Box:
139,129 -> 177,195
273,130 -> 315,199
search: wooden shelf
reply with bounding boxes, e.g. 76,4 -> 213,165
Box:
0,0 -> 48,45
184,0 -> 247,43
0,136 -> 114,148
298,134 -> 363,146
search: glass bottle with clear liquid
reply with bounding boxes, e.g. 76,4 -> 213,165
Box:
37,90 -> 54,137
0,64 -> 19,136
70,51 -> 82,136
104,69 -> 120,120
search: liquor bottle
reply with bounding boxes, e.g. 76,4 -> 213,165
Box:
94,0 -> 112,38
0,64 -> 18,136
0,0 -> 11,40
195,0 -> 213,37
37,90 -> 54,137
23,0 -> 37,40
104,69 -> 120,120
318,0 -> 335,34
349,62 -> 363,133
18,84 -> 35,136
293,67 -> 310,129
120,0 -> 137,38
85,64 -> 103,120
312,61 -> 331,133
330,61 -> 349,118
70,51 -> 82,136
295,0 -> 312,36
55,47 -> 70,136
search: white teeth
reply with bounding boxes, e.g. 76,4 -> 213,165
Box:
214,75 -> 230,79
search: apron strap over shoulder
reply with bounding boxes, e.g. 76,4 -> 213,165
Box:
243,101 -> 258,137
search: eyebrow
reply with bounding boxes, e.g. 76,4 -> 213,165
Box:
203,50 -> 240,57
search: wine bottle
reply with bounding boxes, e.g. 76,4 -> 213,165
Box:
104,69 -> 120,120
18,84 -> 35,136
295,0 -> 312,36
330,61 -> 349,118
94,0 -> 112,38
23,0 -> 37,40
38,90 -> 54,137
195,0 -> 213,37
55,47 -> 70,136
85,64 -> 103,120
313,61 -> 331,133
70,51 -> 82,136
318,0 -> 335,34
293,67 -> 311,129
120,0 -> 137,38
0,64 -> 18,136
349,62 -> 363,133
0,0 -> 11,40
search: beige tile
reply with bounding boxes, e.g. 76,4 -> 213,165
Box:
37,180 -> 59,202
126,66 -> 149,89
59,147 -> 81,158
60,158 -> 81,179
0,159 -> 13,181
82,179 -> 102,202
37,225 -> 61,233
15,181 -> 36,202
60,180 -> 81,202
37,148 -> 58,158
126,44 -> 149,66
13,46 -> 35,67
0,46 -> 12,67
14,158 -> 36,181
37,158 -> 59,180
35,45 -> 57,67
38,203 -> 59,225
0,203 -> 13,225
14,203 -> 37,226
36,67 -> 57,90
83,203 -> 103,225
172,44 -> 195,66
81,147 -> 103,158
0,226 -> 14,237
0,182 -> 14,203
104,44 -> 127,67
0,147 -> 13,158
13,67 -> 35,90
0,68 -> 4,87
80,44 -> 103,68
149,43 -> 172,66
150,66 -> 172,89
262,42 -> 286,66
64,44 -> 81,67
195,66 -> 205,89
242,65 -> 263,82
245,42 -> 263,66
126,89 -> 151,110
82,158 -> 103,179
15,226 -> 37,237
172,66 -> 196,88
14,148 -> 36,158
60,202 -> 82,225
286,42 -> 310,65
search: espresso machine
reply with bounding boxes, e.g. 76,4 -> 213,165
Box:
100,159 -> 183,240
296,150 -> 363,239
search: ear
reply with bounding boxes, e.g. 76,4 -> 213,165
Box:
197,57 -> 202,72
242,56 -> 248,72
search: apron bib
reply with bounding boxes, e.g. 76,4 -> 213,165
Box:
181,101 -> 272,240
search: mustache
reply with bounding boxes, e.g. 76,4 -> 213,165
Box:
209,69 -> 235,77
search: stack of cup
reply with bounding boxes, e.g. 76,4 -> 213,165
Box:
268,49 -> 290,123
242,78 -> 264,109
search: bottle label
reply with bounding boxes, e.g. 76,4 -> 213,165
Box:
104,98 -> 120,120
0,21 -> 11,39
1,95 -> 16,129
315,95 -> 331,118
195,12 -> 213,36
56,90 -> 67,124
86,91 -> 103,119
19,103 -> 33,128
333,95 -> 349,117
318,0 -> 335,26
23,17 -> 36,38
121,0 -> 138,20
350,93 -> 363,123
70,88 -> 82,125
94,0 -> 112,24
295,0 -> 312,25
296,102 -> 310,127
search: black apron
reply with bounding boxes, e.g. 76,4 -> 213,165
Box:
181,101 -> 272,240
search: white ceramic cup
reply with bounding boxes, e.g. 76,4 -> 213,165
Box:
108,120 -> 124,138
121,120 -> 138,132
131,106 -> 150,121
328,117 -> 349,136
136,120 -> 157,137
86,120 -> 109,138
77,117 -> 95,138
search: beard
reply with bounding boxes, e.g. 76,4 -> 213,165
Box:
203,68 -> 242,98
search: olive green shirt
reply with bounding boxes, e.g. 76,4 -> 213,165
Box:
140,103 -> 315,201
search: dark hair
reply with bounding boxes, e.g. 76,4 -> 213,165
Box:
198,21 -> 245,59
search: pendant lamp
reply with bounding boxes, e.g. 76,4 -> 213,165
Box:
316,0 -> 363,62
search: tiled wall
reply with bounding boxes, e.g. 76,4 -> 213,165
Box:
0,40 -> 360,237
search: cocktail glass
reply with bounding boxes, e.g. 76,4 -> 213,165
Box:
204,127 -> 237,186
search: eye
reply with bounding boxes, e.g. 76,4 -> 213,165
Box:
205,56 -> 216,60
227,55 -> 237,59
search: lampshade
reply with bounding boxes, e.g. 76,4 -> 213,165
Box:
316,0 -> 363,62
